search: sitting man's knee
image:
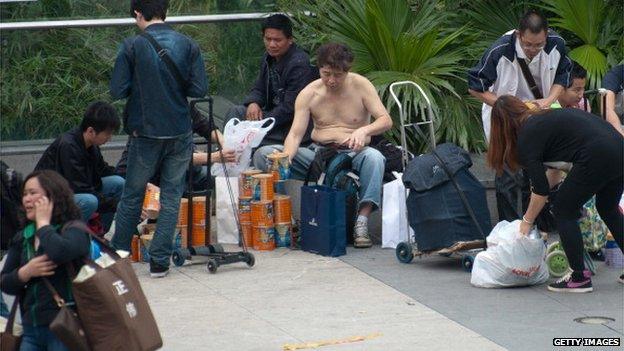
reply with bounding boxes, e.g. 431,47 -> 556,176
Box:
253,145 -> 282,171
361,147 -> 386,165
74,194 -> 99,218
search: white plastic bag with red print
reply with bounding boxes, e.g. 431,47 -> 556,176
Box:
211,118 -> 275,177
471,220 -> 549,288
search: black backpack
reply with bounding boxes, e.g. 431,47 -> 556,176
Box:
1,161 -> 23,250
370,136 -> 411,182
305,148 -> 359,242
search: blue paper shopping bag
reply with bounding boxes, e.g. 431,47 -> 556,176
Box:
300,185 -> 347,257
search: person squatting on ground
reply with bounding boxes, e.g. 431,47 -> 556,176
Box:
487,95 -> 624,293
109,0 -> 208,278
225,13 -> 318,155
0,170 -> 90,351
602,64 -> 624,136
35,101 -> 124,233
279,42 -> 392,248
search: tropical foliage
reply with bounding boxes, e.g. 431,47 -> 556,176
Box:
0,0 -> 274,140
1,0 -> 622,148
540,0 -> 623,90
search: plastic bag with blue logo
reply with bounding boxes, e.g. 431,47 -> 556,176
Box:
90,239 -> 102,260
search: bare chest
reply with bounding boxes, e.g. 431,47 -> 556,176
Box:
310,93 -> 367,126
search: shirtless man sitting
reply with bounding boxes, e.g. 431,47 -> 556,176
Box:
281,42 -> 393,247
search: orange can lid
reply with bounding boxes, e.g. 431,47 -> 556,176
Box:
252,173 -> 273,179
242,169 -> 262,175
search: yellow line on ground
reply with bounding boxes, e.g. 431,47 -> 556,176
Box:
282,332 -> 382,350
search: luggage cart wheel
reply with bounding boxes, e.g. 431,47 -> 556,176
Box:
172,248 -> 189,267
395,242 -> 414,264
546,250 -> 569,277
210,244 -> 224,253
207,259 -> 219,274
547,241 -> 563,255
244,252 -> 255,267
461,255 -> 474,272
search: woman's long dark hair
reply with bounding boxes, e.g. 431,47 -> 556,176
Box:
18,170 -> 82,227
487,95 -> 545,174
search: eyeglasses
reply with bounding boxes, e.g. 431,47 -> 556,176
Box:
519,39 -> 545,51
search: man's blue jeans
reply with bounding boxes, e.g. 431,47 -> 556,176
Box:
19,324 -> 69,351
253,144 -> 385,210
112,133 -> 192,267
74,175 -> 125,231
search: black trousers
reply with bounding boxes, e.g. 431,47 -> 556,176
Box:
553,166 -> 624,274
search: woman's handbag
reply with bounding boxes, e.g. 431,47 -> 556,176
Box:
0,297 -> 21,351
72,235 -> 162,351
42,278 -> 91,351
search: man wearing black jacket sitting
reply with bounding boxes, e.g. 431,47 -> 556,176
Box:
35,101 -> 124,232
224,13 -> 317,152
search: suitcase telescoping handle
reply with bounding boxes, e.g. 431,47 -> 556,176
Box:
389,81 -> 436,170
389,81 -> 436,247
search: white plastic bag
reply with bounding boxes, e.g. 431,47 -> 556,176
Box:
471,220 -> 549,288
211,118 -> 275,177
382,172 -> 414,249
215,176 -> 240,244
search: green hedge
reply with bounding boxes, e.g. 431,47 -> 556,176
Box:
1,0 -> 274,140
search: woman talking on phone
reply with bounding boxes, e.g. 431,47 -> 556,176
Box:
1,170 -> 90,351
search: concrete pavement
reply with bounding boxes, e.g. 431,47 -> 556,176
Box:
137,246 -> 505,351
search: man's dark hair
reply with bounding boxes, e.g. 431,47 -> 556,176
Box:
317,42 -> 354,71
570,62 -> 587,82
130,0 -> 168,21
80,101 -> 121,133
262,14 -> 293,38
518,9 -> 548,34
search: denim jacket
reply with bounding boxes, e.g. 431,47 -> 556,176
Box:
110,23 -> 208,138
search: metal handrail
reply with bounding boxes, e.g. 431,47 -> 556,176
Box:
0,13 -> 270,31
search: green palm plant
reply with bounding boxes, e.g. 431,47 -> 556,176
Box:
540,0 -> 623,90
462,0 -> 525,56
282,0 -> 485,152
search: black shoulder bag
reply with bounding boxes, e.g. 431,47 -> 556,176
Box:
517,57 -> 543,100
140,32 -> 214,139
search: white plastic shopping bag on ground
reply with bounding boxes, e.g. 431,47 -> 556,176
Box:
382,172 -> 414,249
216,177 -> 240,244
471,220 -> 549,288
211,118 -> 275,177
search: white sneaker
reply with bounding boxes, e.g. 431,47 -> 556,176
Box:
353,221 -> 372,248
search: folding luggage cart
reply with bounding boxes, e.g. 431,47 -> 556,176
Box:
171,97 -> 255,273
389,81 -> 488,271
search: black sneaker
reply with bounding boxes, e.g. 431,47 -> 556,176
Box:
618,273 -> 624,284
548,271 -> 592,293
150,260 -> 169,278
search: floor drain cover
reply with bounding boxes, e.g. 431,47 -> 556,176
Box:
574,316 -> 615,325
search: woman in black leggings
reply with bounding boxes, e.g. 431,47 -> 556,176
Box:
488,95 -> 624,293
